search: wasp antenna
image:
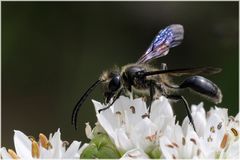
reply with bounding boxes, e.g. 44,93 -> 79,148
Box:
71,79 -> 102,130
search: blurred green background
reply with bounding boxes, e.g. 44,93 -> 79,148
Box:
2,2 -> 238,148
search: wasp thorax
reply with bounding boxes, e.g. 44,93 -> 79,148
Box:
122,65 -> 147,90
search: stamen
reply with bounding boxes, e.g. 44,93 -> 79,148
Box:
172,142 -> 179,148
115,111 -> 121,115
127,153 -> 137,158
231,128 -> 238,137
7,149 -> 19,159
130,106 -> 136,114
190,138 -> 197,145
141,113 -> 150,119
32,140 -> 40,158
62,141 -> 70,147
145,132 -> 157,142
182,137 -> 186,145
220,134 -> 228,149
39,133 -> 50,149
28,135 -> 36,142
207,136 -> 213,142
210,126 -> 215,133
197,149 -> 201,156
166,144 -> 174,148
217,122 -> 222,130
229,116 -> 235,122
172,154 -> 176,159
228,116 -> 235,125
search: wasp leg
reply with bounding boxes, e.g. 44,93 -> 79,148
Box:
146,81 -> 155,115
166,95 -> 196,131
98,89 -> 123,113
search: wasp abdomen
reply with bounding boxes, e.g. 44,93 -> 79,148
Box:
180,76 -> 222,104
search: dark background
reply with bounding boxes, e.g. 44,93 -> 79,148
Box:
1,2 -> 238,148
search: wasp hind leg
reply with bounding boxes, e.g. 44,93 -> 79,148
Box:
166,95 -> 196,131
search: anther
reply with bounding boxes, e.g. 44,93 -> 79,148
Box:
166,144 -> 174,148
190,138 -> 197,145
172,142 -> 179,148
210,126 -> 215,133
31,140 -> 40,158
130,106 -> 136,114
115,111 -> 121,115
7,149 -> 19,159
207,136 -> 213,142
62,141 -> 70,147
141,113 -> 150,119
182,137 -> 186,145
217,122 -> 222,130
231,128 -> 238,137
39,133 -> 50,149
172,154 -> 176,159
197,149 -> 201,156
220,134 -> 228,149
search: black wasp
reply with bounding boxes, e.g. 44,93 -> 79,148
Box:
72,24 -> 222,130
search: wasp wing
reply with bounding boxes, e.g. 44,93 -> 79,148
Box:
143,67 -> 222,77
137,24 -> 184,64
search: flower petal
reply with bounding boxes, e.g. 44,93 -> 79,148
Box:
48,129 -> 63,158
115,128 -> 134,152
78,143 -> 89,158
93,99 -> 120,130
97,113 -> 117,142
39,146 -> 52,158
159,136 -> 178,159
150,96 -> 174,130
120,148 -> 149,159
225,139 -> 240,158
13,130 -> 32,158
0,147 -> 12,159
130,118 -> 158,151
62,141 -> 81,158
85,122 -> 94,139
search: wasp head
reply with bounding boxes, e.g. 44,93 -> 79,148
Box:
100,67 -> 121,104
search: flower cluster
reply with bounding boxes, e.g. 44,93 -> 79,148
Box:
84,96 -> 239,159
1,96 -> 239,159
0,129 -> 86,159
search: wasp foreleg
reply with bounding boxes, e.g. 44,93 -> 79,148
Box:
98,89 -> 123,113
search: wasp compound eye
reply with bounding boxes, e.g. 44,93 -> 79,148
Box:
109,75 -> 121,91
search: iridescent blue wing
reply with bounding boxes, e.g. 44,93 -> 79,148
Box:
137,24 -> 184,64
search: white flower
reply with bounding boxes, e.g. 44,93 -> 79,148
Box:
0,129 -> 83,159
91,96 -> 239,159
92,96 -> 175,153
159,124 -> 202,159
3,96 -> 239,159
182,103 -> 240,158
